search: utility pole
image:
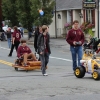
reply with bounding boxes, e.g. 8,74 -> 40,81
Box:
55,0 -> 57,38
0,0 -> 2,32
97,0 -> 99,38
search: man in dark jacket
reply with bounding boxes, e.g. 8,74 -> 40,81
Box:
34,26 -> 42,52
37,25 -> 51,76
66,20 -> 84,71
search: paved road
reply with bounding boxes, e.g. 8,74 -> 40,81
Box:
0,38 -> 100,100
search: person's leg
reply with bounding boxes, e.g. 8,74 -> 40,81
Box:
23,53 -> 28,65
8,44 -> 14,56
77,46 -> 83,66
39,54 -> 46,75
45,52 -> 49,68
27,53 -> 37,61
70,46 -> 77,71
28,32 -> 30,40
15,41 -> 20,51
22,32 -> 23,37
7,38 -> 10,48
9,38 -> 11,48
7,38 -> 11,48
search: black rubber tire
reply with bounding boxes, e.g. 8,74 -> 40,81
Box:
15,67 -> 18,71
92,70 -> 100,80
26,70 -> 28,72
74,66 -> 85,78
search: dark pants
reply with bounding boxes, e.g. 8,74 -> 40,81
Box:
9,41 -> 20,56
39,52 -> 49,74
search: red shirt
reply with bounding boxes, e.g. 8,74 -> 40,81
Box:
13,30 -> 21,42
17,45 -> 31,57
66,29 -> 84,46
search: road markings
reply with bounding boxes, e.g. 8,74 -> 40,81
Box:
0,60 -> 13,66
50,56 -> 72,62
0,46 -> 72,62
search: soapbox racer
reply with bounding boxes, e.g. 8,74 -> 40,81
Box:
12,57 -> 41,72
74,46 -> 100,80
74,55 -> 100,80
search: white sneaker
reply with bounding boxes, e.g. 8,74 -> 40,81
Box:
43,73 -> 48,76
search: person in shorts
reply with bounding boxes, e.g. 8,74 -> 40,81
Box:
17,39 -> 37,66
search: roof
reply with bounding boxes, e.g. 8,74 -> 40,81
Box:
56,0 -> 83,11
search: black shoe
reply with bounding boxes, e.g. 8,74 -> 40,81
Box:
8,55 -> 12,57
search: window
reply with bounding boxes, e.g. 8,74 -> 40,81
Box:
86,9 -> 95,25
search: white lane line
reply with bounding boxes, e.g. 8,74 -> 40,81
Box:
1,47 -> 10,50
0,46 -> 72,62
50,56 -> 72,62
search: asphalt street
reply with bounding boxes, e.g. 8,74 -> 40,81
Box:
0,37 -> 100,100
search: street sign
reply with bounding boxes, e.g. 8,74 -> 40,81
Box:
82,0 -> 96,9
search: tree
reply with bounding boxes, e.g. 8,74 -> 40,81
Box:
2,0 -> 55,28
0,0 -> 2,31
31,0 -> 55,26
16,0 -> 34,29
2,0 -> 19,27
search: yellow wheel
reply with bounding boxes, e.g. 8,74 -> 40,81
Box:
92,70 -> 100,80
75,69 -> 80,76
74,66 -> 85,78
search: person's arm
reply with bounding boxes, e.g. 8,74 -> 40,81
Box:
12,32 -> 15,44
66,30 -> 74,45
34,32 -> 38,51
37,34 -> 42,54
47,33 -> 50,43
19,32 -> 21,41
12,37 -> 15,44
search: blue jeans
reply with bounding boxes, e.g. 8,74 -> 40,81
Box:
7,38 -> 11,48
70,46 -> 83,71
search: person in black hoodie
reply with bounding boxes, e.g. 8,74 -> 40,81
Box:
37,25 -> 51,76
34,26 -> 42,52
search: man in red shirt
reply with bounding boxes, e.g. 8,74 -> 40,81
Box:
8,26 -> 21,57
17,39 -> 37,66
66,20 -> 84,71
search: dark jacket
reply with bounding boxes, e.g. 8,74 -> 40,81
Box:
37,33 -> 51,54
34,30 -> 40,51
6,31 -> 11,38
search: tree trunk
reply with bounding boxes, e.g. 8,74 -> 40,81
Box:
0,0 -> 2,31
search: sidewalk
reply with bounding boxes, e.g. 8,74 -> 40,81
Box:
23,34 -> 69,49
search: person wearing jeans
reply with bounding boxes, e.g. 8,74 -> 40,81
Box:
6,28 -> 12,48
70,46 -> 82,71
37,25 -> 51,76
66,20 -> 84,71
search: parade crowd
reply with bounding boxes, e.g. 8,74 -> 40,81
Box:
0,20 -> 87,76
1,25 -> 51,76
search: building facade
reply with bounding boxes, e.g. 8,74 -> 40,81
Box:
49,0 -> 99,38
